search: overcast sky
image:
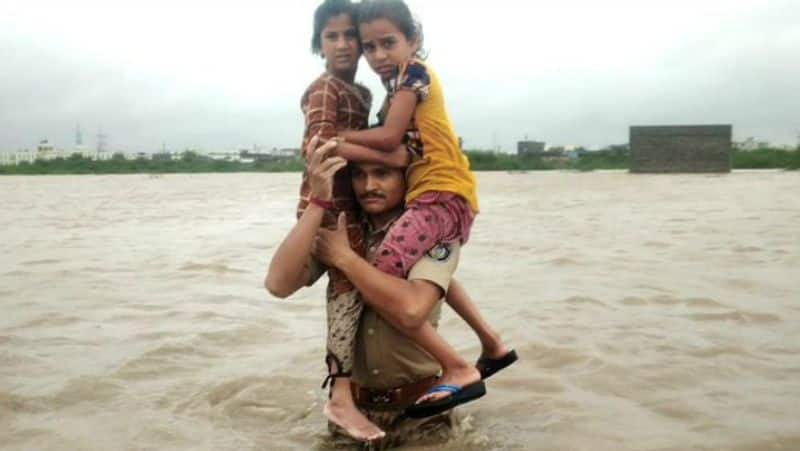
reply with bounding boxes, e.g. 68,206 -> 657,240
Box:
1,0 -> 799,153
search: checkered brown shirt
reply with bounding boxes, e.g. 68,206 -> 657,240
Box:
297,73 -> 371,296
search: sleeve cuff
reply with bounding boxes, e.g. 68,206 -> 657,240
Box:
407,243 -> 460,294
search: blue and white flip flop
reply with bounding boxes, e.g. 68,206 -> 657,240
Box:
404,381 -> 486,419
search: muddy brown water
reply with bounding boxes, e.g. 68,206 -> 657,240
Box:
1,171 -> 798,450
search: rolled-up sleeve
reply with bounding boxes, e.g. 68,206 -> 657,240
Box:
399,60 -> 431,103
302,79 -> 339,158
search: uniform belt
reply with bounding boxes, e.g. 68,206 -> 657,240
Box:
352,375 -> 438,410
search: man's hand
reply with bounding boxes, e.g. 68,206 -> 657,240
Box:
314,212 -> 355,268
307,134 -> 347,201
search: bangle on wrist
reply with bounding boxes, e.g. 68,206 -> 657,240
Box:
310,197 -> 333,210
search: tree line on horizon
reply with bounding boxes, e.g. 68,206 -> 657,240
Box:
1,146 -> 798,175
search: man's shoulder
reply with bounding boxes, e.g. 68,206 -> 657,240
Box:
424,242 -> 457,263
407,242 -> 460,293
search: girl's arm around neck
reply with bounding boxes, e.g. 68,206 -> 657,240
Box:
336,141 -> 409,168
341,90 -> 417,152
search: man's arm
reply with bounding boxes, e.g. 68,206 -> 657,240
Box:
264,138 -> 343,298
315,213 -> 445,330
264,205 -> 325,298
337,249 -> 442,331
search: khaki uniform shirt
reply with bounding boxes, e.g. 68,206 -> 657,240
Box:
351,217 -> 460,390
306,215 -> 460,389
323,216 -> 461,448
310,214 -> 461,448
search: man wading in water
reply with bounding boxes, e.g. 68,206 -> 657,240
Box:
267,137 -> 514,448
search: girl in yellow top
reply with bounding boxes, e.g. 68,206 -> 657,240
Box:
339,0 -> 515,415
342,2 -> 477,278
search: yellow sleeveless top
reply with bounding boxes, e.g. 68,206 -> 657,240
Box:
380,59 -> 479,213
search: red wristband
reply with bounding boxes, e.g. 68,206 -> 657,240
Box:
310,197 -> 333,210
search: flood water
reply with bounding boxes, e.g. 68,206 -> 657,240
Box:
1,170 -> 799,450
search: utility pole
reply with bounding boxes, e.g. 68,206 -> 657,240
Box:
97,126 -> 108,154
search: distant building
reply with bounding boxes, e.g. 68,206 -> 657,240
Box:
95,151 -> 112,161
124,152 -> 149,160
630,125 -> 732,173
517,140 -> 546,156
151,152 -> 174,162
734,137 -> 769,152
207,151 -> 241,161
16,149 -> 37,164
239,147 -> 300,162
276,148 -> 301,158
0,142 -> 60,164
36,140 -> 64,161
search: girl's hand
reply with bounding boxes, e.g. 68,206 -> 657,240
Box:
307,135 -> 347,201
386,145 -> 411,168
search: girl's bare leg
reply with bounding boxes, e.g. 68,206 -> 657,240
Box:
445,279 -> 511,360
398,321 -> 482,403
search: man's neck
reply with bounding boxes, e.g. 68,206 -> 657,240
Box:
368,206 -> 404,231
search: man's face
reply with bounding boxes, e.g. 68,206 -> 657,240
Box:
350,162 -> 405,215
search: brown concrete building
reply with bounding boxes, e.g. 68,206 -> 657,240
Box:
630,125 -> 732,173
517,140 -> 546,157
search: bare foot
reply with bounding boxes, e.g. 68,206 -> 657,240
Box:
416,365 -> 482,404
480,339 -> 512,361
323,398 -> 385,442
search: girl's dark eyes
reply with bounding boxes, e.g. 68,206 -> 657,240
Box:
324,30 -> 357,41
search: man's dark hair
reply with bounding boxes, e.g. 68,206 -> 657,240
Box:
311,0 -> 357,55
356,0 -> 424,53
